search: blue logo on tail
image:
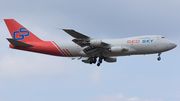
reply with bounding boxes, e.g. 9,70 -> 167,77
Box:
13,28 -> 29,40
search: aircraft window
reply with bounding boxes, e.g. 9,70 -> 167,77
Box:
162,37 -> 165,38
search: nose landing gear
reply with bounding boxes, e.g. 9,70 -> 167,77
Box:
157,57 -> 161,61
157,53 -> 161,61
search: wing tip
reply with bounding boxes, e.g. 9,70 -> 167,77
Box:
62,29 -> 74,31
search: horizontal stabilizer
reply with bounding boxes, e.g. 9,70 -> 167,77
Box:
7,38 -> 34,47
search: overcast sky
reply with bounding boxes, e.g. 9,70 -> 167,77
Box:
0,0 -> 180,101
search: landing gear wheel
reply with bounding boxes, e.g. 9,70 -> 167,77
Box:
90,59 -> 93,64
93,58 -> 97,64
96,56 -> 104,66
157,57 -> 161,61
97,63 -> 101,66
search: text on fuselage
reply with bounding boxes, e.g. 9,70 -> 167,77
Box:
127,40 -> 140,43
127,39 -> 154,43
142,39 -> 154,43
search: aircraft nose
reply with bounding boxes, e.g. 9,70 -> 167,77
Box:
169,42 -> 177,49
171,42 -> 177,48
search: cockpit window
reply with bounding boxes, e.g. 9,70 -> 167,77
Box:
162,37 -> 165,38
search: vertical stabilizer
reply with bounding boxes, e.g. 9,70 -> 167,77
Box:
4,19 -> 43,42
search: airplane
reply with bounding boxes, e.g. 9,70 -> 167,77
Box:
4,19 -> 177,66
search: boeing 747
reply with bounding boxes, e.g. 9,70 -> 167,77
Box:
4,19 -> 177,66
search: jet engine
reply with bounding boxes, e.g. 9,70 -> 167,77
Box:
104,57 -> 117,62
90,39 -> 102,46
109,46 -> 123,53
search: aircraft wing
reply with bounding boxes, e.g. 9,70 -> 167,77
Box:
63,29 -> 111,56
63,29 -> 110,48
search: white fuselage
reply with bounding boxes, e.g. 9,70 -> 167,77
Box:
54,35 -> 177,57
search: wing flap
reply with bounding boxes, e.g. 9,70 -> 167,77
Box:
7,38 -> 34,47
83,46 -> 101,56
72,39 -> 89,47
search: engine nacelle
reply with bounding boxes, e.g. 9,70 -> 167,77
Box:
104,57 -> 117,63
109,46 -> 123,53
90,39 -> 102,46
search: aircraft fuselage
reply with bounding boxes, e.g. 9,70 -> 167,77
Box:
10,35 -> 176,57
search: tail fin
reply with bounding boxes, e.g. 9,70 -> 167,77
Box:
4,19 -> 43,42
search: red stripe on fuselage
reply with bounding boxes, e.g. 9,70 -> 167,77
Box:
51,41 -> 65,56
66,49 -> 73,56
63,49 -> 70,57
52,41 -> 67,57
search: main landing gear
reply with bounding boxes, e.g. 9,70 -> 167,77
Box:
89,56 -> 104,66
90,57 -> 97,64
157,53 -> 161,61
97,56 -> 104,66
